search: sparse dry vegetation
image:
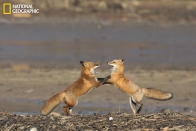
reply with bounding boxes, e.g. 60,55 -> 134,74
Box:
0,112 -> 195,130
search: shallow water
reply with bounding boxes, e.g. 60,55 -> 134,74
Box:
0,23 -> 196,69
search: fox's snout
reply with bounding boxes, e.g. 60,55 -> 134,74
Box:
95,63 -> 100,67
93,63 -> 100,69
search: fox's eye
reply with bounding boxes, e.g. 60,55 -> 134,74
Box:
84,63 -> 88,67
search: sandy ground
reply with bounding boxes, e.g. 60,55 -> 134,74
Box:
0,66 -> 195,116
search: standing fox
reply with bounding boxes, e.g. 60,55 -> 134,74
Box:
41,61 -> 107,115
103,59 -> 173,114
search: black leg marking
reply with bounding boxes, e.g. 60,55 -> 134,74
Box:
136,104 -> 143,114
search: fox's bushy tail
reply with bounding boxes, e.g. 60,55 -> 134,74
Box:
142,88 -> 173,100
41,92 -> 66,115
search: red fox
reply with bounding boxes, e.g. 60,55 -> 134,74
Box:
41,61 -> 107,115
103,59 -> 173,114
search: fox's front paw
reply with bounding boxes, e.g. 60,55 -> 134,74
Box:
105,75 -> 111,81
97,75 -> 112,84
97,78 -> 105,83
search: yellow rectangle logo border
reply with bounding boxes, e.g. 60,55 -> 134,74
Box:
3,3 -> 12,14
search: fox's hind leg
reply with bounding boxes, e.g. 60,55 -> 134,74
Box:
129,97 -> 143,114
63,97 -> 78,115
63,105 -> 73,115
129,97 -> 137,115
136,103 -> 143,114
68,108 -> 72,115
63,104 -> 69,115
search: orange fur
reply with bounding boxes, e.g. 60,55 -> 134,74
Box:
106,59 -> 173,114
41,61 -> 104,115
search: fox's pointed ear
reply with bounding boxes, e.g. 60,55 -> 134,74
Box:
80,61 -> 84,66
121,59 -> 124,63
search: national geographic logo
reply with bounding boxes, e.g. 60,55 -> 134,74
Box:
3,3 -> 11,14
3,3 -> 39,15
